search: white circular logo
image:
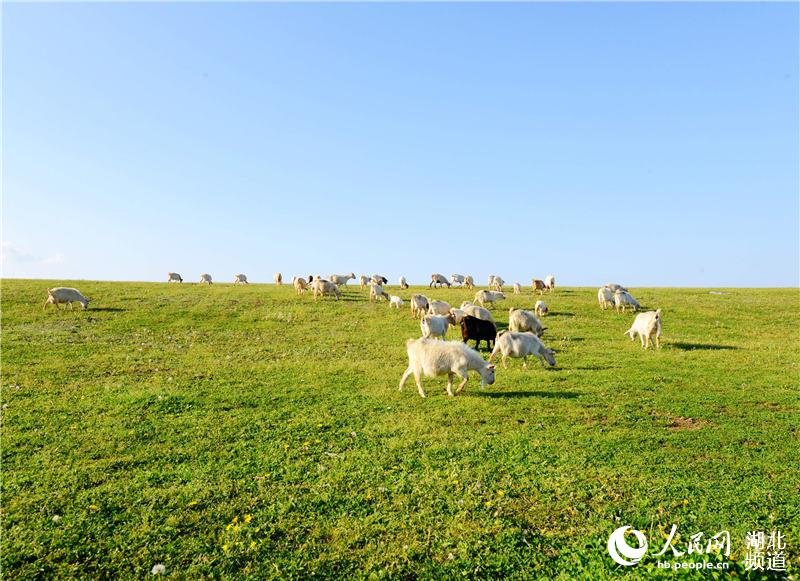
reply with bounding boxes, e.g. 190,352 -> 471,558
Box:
607,526 -> 648,566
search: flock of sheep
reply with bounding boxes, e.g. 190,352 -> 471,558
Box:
43,271 -> 664,399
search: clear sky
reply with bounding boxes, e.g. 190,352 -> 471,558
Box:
3,2 -> 798,287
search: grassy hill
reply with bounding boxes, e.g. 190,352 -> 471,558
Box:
2,279 -> 798,578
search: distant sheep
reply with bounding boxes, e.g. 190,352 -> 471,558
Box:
460,301 -> 495,323
625,309 -> 662,349
474,290 -> 505,309
490,276 -> 504,291
450,274 -> 465,286
430,273 -> 451,288
167,272 -> 183,283
389,295 -> 405,309
615,289 -> 640,312
428,299 -> 452,316
44,287 -> 90,310
421,313 -> 455,340
312,279 -> 341,300
199,274 -> 213,284
372,274 -> 388,285
370,283 -> 390,302
399,338 -> 496,398
545,275 -> 555,293
605,283 -> 628,293
329,273 -> 356,286
274,272 -> 283,286
293,277 -> 308,295
463,275 -> 475,289
359,275 -> 370,289
490,331 -> 556,368
597,287 -> 615,309
532,279 -> 545,295
399,276 -> 409,289
234,274 -> 248,284
411,294 -> 430,319
508,307 -> 545,337
513,282 -> 521,295
460,315 -> 498,351
534,300 -> 548,317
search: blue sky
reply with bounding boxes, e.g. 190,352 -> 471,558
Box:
3,2 -> 798,286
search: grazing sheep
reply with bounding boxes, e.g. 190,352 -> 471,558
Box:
370,283 -> 390,302
625,309 -> 662,349
534,300 -> 548,317
389,295 -> 404,309
460,301 -> 495,324
167,272 -> 183,283
597,287 -> 615,309
428,299 -> 452,316
532,279 -> 546,295
615,289 -> 640,312
293,277 -> 308,295
399,276 -> 409,289
421,313 -> 455,340
490,331 -> 556,368
43,287 -> 90,310
399,338 -> 496,398
450,274 -> 465,287
487,275 -> 497,287
430,273 -> 451,288
411,294 -> 430,319
508,307 -> 545,337
312,279 -> 341,300
449,308 -> 466,325
513,282 -> 521,295
359,275 -> 370,289
460,315 -> 498,351
491,276 -> 505,291
372,274 -> 388,285
199,274 -> 213,284
274,272 -> 283,286
329,273 -> 356,286
605,283 -> 628,293
474,290 -> 506,309
463,275 -> 475,289
545,275 -> 555,293
234,274 -> 248,284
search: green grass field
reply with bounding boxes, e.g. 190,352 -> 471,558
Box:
2,279 -> 798,579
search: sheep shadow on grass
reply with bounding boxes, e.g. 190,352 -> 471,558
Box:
89,307 -> 125,312
671,342 -> 738,351
476,390 -> 579,399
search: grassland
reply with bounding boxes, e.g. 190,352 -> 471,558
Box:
1,279 -> 798,579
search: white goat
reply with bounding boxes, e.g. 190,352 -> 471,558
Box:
460,301 -> 495,323
167,272 -> 183,283
234,274 -> 248,284
545,275 -> 555,293
44,287 -> 90,310
399,276 -> 409,289
420,313 -> 455,340
428,299 -> 452,316
389,295 -> 404,309
491,276 -> 505,291
534,300 -> 548,317
274,272 -> 282,285
199,274 -> 213,284
605,283 -> 628,293
329,273 -> 356,286
615,289 -> 640,312
449,308 -> 466,325
312,279 -> 341,300
625,309 -> 662,349
490,331 -> 556,368
513,282 -> 521,295
430,273 -> 450,288
370,283 -> 390,302
474,290 -> 505,309
508,307 -> 545,336
359,275 -> 370,289
399,338 -> 496,398
450,274 -> 465,286
463,275 -> 475,289
597,287 -> 615,309
411,294 -> 430,319
293,277 -> 307,295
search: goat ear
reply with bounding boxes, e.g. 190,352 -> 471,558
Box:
487,364 -> 496,370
